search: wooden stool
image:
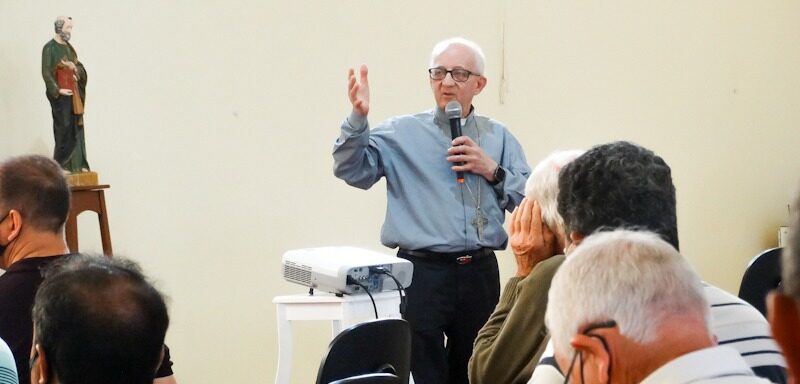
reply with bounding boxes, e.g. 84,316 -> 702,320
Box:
65,184 -> 113,256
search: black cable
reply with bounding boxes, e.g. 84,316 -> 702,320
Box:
348,277 -> 378,319
370,267 -> 407,317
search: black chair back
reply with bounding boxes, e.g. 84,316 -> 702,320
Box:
738,247 -> 782,316
316,318 -> 411,384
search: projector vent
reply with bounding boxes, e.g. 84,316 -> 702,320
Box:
283,261 -> 312,285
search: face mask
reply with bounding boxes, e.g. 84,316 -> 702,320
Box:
0,212 -> 10,257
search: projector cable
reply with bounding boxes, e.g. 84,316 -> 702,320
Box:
370,267 -> 407,317
347,276 -> 378,319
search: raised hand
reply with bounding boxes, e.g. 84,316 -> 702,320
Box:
509,198 -> 557,277
447,136 -> 498,181
348,64 -> 370,116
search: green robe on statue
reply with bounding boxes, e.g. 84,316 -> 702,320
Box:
42,38 -> 90,173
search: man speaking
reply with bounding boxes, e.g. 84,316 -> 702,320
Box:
333,37 -> 530,384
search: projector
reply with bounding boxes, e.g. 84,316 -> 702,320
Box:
282,246 -> 413,295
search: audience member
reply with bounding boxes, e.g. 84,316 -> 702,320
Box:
0,154 -> 176,384
469,150 -> 583,383
768,185 -> 800,381
530,141 -> 786,383
546,230 -> 771,383
29,254 -> 168,384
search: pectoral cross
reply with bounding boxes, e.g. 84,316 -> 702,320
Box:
471,208 -> 489,241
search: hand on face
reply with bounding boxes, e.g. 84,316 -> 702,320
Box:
509,198 -> 557,277
447,136 -> 497,181
348,64 -> 370,116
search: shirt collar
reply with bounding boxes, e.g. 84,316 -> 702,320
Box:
434,104 -> 475,126
640,345 -> 760,384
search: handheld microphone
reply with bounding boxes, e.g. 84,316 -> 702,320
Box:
445,101 -> 464,184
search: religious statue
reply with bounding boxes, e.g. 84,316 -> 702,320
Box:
41,16 -> 90,174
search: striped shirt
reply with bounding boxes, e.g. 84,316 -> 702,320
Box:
0,338 -> 18,384
529,283 -> 787,384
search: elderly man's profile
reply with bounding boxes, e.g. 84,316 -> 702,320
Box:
41,16 -> 90,174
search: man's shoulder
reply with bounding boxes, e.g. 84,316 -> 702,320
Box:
374,110 -> 435,131
473,114 -> 508,129
1,255 -> 67,282
703,283 -> 765,320
533,255 -> 566,276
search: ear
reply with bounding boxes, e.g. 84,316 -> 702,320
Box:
570,334 -> 610,383
569,231 -> 585,245
767,292 -> 800,378
565,232 -> 585,254
2,209 -> 23,242
474,76 -> 487,94
31,343 -> 50,384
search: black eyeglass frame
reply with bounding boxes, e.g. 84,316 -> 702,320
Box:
562,319 -> 617,384
428,67 -> 481,82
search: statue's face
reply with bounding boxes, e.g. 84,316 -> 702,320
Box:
59,19 -> 73,42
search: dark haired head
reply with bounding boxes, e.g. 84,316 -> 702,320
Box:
557,141 -> 679,250
32,254 -> 169,384
0,155 -> 70,233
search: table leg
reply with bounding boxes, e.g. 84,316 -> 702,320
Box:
274,304 -> 292,384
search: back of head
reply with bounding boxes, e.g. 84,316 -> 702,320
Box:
525,150 -> 584,241
545,230 -> 709,358
0,155 -> 70,233
32,254 -> 169,384
557,141 -> 679,249
784,186 -> 800,300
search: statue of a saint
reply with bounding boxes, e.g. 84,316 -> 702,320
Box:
41,16 -> 90,173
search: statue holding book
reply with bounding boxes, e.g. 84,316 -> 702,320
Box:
42,16 -> 90,174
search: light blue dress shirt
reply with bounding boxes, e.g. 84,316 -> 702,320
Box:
333,107 -> 530,253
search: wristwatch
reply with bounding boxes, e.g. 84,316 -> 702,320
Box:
490,165 -> 506,185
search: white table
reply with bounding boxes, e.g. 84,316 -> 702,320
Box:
273,291 -> 403,384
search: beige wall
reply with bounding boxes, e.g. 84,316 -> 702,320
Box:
2,1 -> 799,383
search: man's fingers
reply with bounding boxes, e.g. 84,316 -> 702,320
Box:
533,201 -> 557,250
531,200 -> 546,238
520,198 -> 533,234
359,64 -> 369,87
510,205 -> 520,234
452,136 -> 476,147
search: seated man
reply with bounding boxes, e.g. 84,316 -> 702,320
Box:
29,254 -> 169,384
469,150 -> 583,384
768,184 -> 800,381
546,230 -> 771,383
0,154 -> 175,384
531,141 -> 786,383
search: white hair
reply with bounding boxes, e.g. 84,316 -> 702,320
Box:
429,37 -> 486,75
785,185 -> 800,300
545,230 -> 710,358
524,150 -> 584,241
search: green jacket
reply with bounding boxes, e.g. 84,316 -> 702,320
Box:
469,254 -> 565,384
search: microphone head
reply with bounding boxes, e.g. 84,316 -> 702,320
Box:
445,101 -> 462,119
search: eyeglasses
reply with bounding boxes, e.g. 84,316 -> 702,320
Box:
563,320 -> 617,384
428,67 -> 480,82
